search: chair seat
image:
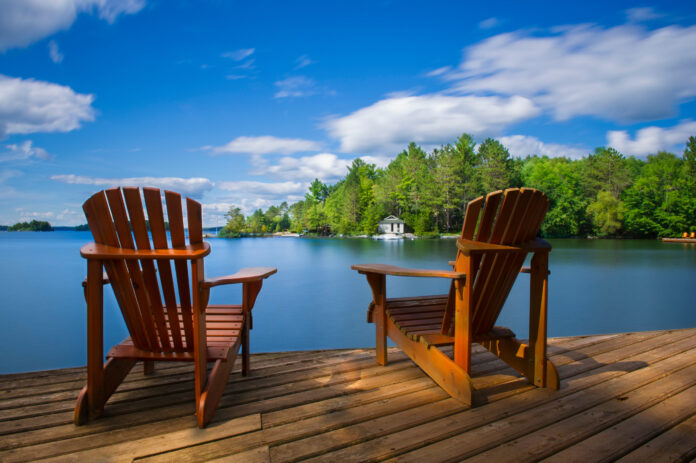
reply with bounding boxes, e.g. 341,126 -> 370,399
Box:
108,304 -> 244,362
385,295 -> 516,347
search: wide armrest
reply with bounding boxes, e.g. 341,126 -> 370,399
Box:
351,263 -> 466,280
456,237 -> 551,256
81,242 -> 211,260
202,267 -> 277,288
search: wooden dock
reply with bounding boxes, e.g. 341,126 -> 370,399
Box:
1,328 -> 695,462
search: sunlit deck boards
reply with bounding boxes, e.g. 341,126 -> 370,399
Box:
1,328 -> 696,462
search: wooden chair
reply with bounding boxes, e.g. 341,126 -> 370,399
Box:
75,187 -> 276,428
352,188 -> 559,406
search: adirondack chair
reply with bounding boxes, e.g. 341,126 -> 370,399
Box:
75,187 -> 276,427
352,188 -> 559,406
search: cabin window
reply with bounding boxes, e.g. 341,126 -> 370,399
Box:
391,223 -> 394,232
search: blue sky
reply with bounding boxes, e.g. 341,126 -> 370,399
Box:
1,0 -> 696,226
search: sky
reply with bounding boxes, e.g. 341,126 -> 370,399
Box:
1,0 -> 696,226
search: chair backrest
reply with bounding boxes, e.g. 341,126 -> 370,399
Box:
83,187 -> 204,353
443,188 -> 549,336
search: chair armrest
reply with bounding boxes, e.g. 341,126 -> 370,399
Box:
456,237 -> 551,256
351,263 -> 466,280
202,267 -> 277,288
80,242 -> 210,260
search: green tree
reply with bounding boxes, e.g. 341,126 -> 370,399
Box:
582,147 -> 632,199
246,209 -> 266,233
476,138 -> 516,194
587,190 -> 623,236
521,156 -> 589,236
218,206 -> 246,237
622,151 -> 686,237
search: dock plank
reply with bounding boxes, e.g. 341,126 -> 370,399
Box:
0,329 -> 694,463
615,412 -> 696,462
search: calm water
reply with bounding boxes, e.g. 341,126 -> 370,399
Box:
1,232 -> 695,374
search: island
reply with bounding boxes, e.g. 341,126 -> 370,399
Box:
7,220 -> 53,231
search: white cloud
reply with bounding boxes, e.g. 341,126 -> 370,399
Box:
217,180 -> 306,197
0,140 -> 52,162
626,7 -> 662,23
50,174 -> 214,197
360,155 -> 393,169
499,135 -> 588,159
221,48 -> 255,61
325,94 -> 540,154
425,66 -> 452,77
48,40 -> 63,63
92,0 -> 146,23
294,55 -> 314,69
607,120 -> 696,156
254,153 -> 353,182
447,24 -> 696,123
0,75 -> 95,138
0,0 -> 145,51
274,76 -> 316,98
202,135 -> 321,155
479,17 -> 500,29
15,208 -> 55,220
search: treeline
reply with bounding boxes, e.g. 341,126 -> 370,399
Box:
219,203 -> 291,237
221,134 -> 696,238
7,220 -> 53,231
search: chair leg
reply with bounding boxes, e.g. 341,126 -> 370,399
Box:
365,274 -> 388,366
197,357 -> 234,428
242,318 -> 250,377
528,251 -> 559,389
74,357 -> 136,424
143,360 -> 155,376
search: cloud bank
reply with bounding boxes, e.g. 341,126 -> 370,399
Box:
325,94 -> 539,154
0,75 -> 95,138
0,0 -> 146,51
446,24 -> 696,123
50,174 -> 214,197
607,120 -> 696,156
202,135 -> 321,155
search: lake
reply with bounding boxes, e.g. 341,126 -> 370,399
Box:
1,232 -> 695,374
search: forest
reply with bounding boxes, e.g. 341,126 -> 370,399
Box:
219,134 -> 696,239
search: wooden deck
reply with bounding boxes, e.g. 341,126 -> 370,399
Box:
1,328 -> 696,462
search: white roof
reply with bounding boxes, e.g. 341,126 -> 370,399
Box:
379,215 -> 404,223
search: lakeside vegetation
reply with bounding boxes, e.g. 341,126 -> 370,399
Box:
221,134 -> 696,239
6,220 -> 53,232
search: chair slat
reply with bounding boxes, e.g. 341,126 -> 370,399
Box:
144,187 -> 184,352
441,195 -> 484,335
471,190 -> 503,283
460,196 -> 483,240
471,189 -> 521,328
84,192 -> 148,349
105,188 -> 160,351
187,198 -> 203,245
476,190 -> 503,243
474,189 -> 536,333
123,187 -> 172,352
165,191 -> 195,350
